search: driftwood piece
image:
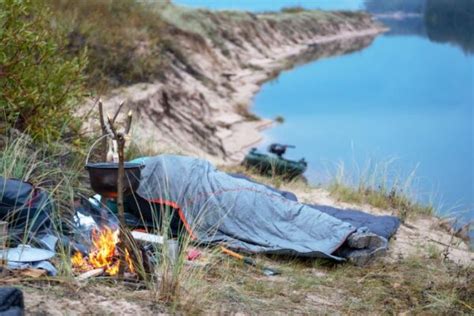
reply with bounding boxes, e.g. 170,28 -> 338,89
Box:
76,268 -> 104,281
20,268 -> 47,278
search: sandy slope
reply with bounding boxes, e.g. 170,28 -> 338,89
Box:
84,9 -> 385,164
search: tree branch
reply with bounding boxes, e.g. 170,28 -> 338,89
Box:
111,100 -> 125,125
98,100 -> 108,161
125,111 -> 133,135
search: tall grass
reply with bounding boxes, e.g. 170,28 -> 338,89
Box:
0,135 -> 38,180
328,159 -> 434,221
46,0 -> 165,91
0,134 -> 88,277
0,133 -> 218,308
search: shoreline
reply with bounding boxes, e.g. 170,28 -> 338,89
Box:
95,25 -> 387,165
221,27 -> 387,163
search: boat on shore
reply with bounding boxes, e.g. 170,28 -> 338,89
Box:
242,144 -> 307,180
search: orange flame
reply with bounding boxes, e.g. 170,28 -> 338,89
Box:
71,251 -> 87,269
125,248 -> 136,274
71,227 -> 134,276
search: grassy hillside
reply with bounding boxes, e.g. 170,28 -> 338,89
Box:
48,0 -> 165,91
44,1 -> 375,91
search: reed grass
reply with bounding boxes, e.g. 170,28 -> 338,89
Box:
0,133 -> 88,276
327,159 -> 434,221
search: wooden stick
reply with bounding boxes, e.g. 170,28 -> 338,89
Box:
116,132 -> 127,277
98,100 -> 108,161
106,115 -> 117,139
111,101 -> 126,124
125,111 -> 133,135
76,268 -> 104,281
106,113 -> 142,278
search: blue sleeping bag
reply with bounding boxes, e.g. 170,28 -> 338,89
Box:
133,155 -> 400,260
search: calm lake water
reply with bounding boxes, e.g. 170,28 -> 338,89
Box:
176,1 -> 473,226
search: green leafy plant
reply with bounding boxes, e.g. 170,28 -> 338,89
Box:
0,0 -> 87,143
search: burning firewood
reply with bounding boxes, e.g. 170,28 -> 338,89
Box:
89,100 -> 146,279
75,268 -> 105,281
71,227 -> 136,277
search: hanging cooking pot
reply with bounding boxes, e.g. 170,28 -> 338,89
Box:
85,162 -> 144,198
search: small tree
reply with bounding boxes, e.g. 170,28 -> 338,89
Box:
0,0 -> 87,143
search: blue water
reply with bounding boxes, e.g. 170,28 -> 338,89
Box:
255,36 -> 473,222
175,1 -> 474,225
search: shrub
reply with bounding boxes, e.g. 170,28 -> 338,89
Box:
0,0 -> 86,142
0,0 -> 87,143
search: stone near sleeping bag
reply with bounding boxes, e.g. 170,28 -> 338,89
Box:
135,155 -> 358,261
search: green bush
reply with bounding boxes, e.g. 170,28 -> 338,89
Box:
0,0 -> 87,143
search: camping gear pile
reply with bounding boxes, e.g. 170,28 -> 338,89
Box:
0,177 -> 52,239
0,177 -> 58,276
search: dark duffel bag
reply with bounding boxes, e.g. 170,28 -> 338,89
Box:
0,287 -> 24,316
0,176 -> 52,239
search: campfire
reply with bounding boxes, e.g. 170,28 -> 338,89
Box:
71,227 -> 135,276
